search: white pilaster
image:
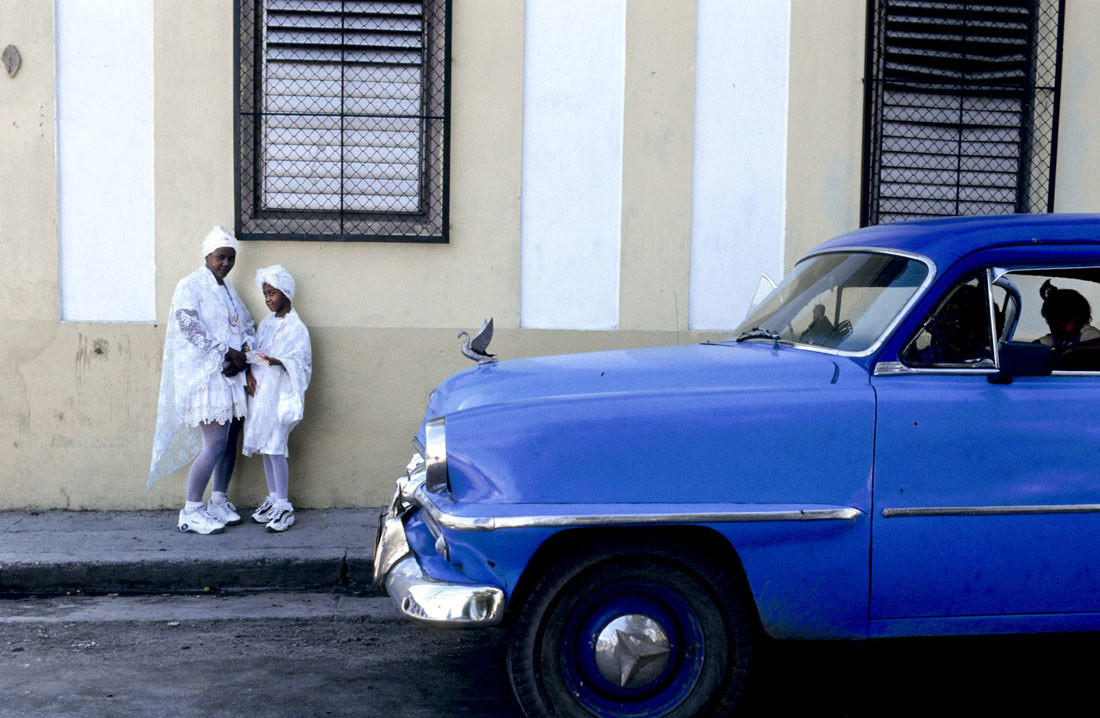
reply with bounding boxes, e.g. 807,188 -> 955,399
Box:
689,0 -> 790,330
57,0 -> 155,322
520,0 -> 625,330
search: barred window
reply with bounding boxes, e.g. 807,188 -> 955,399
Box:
862,0 -> 1065,226
236,0 -> 450,241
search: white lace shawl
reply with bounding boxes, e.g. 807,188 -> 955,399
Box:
147,267 -> 256,489
242,309 -> 312,456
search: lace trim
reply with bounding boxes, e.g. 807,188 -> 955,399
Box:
181,402 -> 247,428
175,308 -> 223,355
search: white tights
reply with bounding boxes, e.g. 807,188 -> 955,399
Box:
186,419 -> 242,503
262,453 -> 290,501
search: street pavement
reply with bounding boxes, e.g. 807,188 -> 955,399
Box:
3,510 -> 1097,715
0,508 -> 379,596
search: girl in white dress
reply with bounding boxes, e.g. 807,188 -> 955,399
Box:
148,226 -> 256,534
243,265 -> 312,532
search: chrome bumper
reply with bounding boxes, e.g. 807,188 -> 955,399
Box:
373,467 -> 505,628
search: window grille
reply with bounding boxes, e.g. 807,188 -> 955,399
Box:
237,0 -> 450,241
862,0 -> 1065,226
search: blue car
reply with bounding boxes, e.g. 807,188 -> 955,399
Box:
374,214 -> 1100,717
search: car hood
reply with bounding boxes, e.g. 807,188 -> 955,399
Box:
423,342 -> 842,429
423,341 -> 875,507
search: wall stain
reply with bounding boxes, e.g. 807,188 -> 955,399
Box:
75,332 -> 88,392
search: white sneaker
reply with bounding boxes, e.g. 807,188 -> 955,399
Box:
266,507 -> 295,533
178,508 -> 226,535
207,499 -> 241,526
251,498 -> 276,523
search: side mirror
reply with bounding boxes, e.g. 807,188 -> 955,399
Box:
989,342 -> 1052,384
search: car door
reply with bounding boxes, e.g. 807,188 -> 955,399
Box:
870,267 -> 1100,626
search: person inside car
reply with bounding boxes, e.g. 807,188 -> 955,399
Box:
1037,280 -> 1100,349
799,304 -> 834,345
917,283 -> 992,365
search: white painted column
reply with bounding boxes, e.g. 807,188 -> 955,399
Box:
520,0 -> 625,330
57,0 -> 155,322
689,0 -> 790,330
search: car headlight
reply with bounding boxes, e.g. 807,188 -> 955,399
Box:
424,416 -> 449,493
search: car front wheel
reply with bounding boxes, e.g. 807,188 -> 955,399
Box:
507,537 -> 754,717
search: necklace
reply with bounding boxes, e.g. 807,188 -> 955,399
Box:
220,286 -> 241,336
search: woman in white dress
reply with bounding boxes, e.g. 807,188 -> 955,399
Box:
243,265 -> 312,532
148,226 -> 256,534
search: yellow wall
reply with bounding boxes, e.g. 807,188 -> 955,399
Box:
620,0 -> 696,332
4,1 -> 1099,509
784,0 -> 867,267
783,0 -> 1100,262
149,0 -> 528,509
152,0 -> 526,331
0,1 -> 714,510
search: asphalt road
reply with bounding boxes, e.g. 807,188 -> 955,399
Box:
0,592 -> 520,718
0,592 -> 1095,717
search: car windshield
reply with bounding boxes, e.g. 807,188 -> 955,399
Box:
731,251 -> 930,353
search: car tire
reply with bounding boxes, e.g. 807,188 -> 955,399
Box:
506,536 -> 754,718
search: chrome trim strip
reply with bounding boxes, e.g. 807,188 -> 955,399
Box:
873,361 -> 913,376
882,504 -> 1100,518
985,269 -> 1001,368
873,363 -> 997,377
875,365 -> 1100,376
418,502 -> 451,561
877,367 -> 1100,378
412,486 -> 861,531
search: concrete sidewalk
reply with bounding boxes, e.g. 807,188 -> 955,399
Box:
0,508 -> 379,596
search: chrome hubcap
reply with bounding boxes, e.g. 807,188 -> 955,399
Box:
594,614 -> 671,688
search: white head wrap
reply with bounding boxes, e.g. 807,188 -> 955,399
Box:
255,264 -> 296,302
202,225 -> 239,258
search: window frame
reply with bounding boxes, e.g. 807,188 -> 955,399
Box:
998,264 -> 1100,375
899,270 -> 1000,372
234,0 -> 452,243
886,264 -> 1100,376
860,0 -> 1067,227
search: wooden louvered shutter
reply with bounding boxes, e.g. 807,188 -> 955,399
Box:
261,0 -> 426,214
863,0 -> 1064,226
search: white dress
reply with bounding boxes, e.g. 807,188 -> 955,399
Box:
242,309 -> 312,457
147,267 -> 255,488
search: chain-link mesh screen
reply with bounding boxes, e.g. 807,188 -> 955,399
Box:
862,0 -> 1064,226
237,0 -> 450,241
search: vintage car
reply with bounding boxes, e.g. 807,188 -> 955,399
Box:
374,213 -> 1100,717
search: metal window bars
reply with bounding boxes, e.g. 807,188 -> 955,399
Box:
861,0 -> 1065,227
236,0 -> 450,241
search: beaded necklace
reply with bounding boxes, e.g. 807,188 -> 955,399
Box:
219,286 -> 241,338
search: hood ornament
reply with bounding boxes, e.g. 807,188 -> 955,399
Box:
458,318 -> 497,364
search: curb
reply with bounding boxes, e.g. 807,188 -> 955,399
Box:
0,552 -> 377,596
0,508 -> 380,596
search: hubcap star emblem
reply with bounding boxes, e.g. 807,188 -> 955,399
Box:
594,615 -> 671,688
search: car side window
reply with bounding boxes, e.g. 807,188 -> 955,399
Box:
998,268 -> 1100,372
902,276 -> 995,369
